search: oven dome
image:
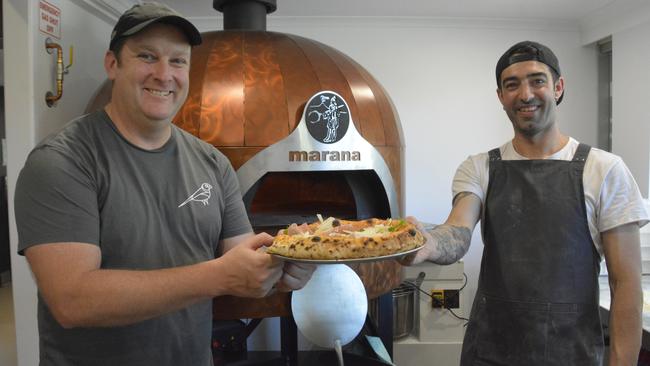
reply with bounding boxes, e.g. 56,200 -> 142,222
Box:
174,30 -> 406,211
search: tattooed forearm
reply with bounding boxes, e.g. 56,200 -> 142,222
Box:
428,225 -> 472,264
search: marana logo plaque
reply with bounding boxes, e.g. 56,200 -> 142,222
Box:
289,91 -> 361,162
306,92 -> 349,144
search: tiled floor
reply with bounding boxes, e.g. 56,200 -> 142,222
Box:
0,283 -> 17,366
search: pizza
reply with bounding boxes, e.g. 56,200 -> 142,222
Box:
267,215 -> 425,260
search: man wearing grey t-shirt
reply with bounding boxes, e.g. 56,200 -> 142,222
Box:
14,3 -> 315,365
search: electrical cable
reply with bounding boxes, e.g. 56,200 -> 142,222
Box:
402,272 -> 470,325
449,272 -> 470,325
446,307 -> 469,324
459,272 -> 468,291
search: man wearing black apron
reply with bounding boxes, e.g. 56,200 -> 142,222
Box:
405,41 -> 648,365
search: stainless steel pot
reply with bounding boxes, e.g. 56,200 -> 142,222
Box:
392,284 -> 415,339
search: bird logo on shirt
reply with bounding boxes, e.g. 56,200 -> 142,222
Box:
178,183 -> 213,208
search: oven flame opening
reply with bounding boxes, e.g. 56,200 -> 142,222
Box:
243,170 -> 391,234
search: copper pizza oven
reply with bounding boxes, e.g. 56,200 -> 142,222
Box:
174,10 -> 406,231
86,0 -> 406,359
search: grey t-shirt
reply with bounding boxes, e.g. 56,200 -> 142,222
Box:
15,110 -> 252,365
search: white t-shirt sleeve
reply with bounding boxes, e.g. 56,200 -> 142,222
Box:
597,158 -> 649,232
452,153 -> 489,204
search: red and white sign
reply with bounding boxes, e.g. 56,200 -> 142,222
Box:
39,0 -> 61,39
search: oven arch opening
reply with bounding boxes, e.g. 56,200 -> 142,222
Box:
242,170 -> 391,234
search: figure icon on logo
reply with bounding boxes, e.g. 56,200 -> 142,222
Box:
307,92 -> 349,144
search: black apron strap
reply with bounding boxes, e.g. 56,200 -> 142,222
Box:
572,143 -> 591,162
488,148 -> 501,161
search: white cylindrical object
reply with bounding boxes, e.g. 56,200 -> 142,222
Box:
291,264 -> 368,349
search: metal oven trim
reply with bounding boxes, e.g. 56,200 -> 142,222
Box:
236,91 -> 399,218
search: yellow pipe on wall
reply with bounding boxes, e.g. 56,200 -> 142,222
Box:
45,39 -> 73,107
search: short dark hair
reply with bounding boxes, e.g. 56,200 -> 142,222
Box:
110,37 -> 129,65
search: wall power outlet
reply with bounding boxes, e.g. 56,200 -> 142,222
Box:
430,289 -> 460,309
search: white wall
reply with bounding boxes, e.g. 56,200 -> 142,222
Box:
192,16 -> 598,350
4,2 -> 37,364
611,21 -> 650,198
581,1 -> 650,197
4,0 -> 113,364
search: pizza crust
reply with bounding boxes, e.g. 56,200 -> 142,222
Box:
267,218 -> 425,259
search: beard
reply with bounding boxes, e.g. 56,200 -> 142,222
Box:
507,98 -> 556,137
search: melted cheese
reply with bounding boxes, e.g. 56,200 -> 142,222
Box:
314,216 -> 336,234
344,224 -> 389,237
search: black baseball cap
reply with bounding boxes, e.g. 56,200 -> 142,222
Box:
495,41 -> 563,104
109,2 -> 202,51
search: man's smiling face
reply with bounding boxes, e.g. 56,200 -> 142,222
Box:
497,60 -> 564,137
106,23 -> 191,124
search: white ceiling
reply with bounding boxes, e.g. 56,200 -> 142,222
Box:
160,0 -> 623,22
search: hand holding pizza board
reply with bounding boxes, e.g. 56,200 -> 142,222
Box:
291,264 -> 368,366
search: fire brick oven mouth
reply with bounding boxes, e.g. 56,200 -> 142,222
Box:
244,170 -> 391,234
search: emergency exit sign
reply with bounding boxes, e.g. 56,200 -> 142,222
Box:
39,0 -> 61,39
